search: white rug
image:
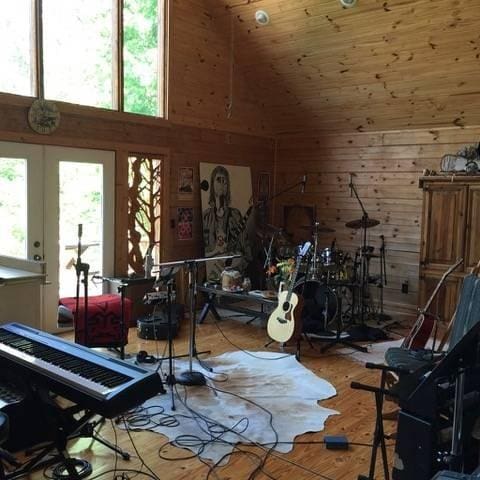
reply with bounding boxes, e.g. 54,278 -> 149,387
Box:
125,351 -> 337,464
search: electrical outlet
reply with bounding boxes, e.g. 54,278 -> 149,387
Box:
402,280 -> 409,294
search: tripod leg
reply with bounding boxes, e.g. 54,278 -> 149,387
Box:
90,433 -> 130,460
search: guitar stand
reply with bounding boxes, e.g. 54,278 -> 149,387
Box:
264,338 -> 302,362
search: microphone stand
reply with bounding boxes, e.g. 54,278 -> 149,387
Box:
263,231 -> 278,270
74,224 -> 90,346
258,176 -> 306,287
350,183 -> 370,326
263,175 -> 306,205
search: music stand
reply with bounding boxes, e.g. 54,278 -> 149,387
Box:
153,254 -> 240,388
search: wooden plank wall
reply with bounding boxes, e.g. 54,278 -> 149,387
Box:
213,0 -> 480,135
168,0 -> 273,135
275,126 -> 480,321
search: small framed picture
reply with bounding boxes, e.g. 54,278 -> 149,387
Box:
177,207 -> 193,241
178,167 -> 194,197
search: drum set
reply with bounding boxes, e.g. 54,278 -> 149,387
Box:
262,215 -> 387,346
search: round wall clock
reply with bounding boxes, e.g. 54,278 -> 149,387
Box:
28,99 -> 61,134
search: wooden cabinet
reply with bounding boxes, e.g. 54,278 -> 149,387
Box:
419,176 -> 480,322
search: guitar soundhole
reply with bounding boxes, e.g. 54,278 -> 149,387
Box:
282,302 -> 290,311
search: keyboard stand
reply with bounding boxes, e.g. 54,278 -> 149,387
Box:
70,416 -> 130,460
7,403 -> 130,480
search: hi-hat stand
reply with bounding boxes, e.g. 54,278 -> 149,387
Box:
153,254 -> 240,388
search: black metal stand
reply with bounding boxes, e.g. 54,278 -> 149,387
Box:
177,260 -> 210,386
4,407 -> 129,480
351,368 -> 394,480
349,185 -> 371,325
74,224 -> 90,348
163,279 -> 178,409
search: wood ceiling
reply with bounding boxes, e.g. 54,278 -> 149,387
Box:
210,0 -> 480,134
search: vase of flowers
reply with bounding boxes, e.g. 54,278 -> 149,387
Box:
266,257 -> 296,290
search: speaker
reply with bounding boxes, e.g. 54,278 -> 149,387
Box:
137,303 -> 183,340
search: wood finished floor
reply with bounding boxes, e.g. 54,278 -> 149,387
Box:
27,315 -> 399,480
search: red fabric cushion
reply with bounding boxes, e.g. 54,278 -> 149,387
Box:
59,294 -> 131,348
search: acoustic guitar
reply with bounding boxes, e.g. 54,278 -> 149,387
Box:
403,257 -> 463,350
267,242 -> 311,343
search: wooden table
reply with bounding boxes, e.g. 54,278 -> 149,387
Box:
197,285 -> 277,324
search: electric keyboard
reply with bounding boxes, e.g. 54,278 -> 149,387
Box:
0,323 -> 164,418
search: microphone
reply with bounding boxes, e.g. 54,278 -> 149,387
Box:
301,174 -> 307,194
78,223 -> 83,238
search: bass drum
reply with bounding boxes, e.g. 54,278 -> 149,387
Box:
294,279 -> 338,334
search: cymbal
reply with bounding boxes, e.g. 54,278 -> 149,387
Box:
299,223 -> 335,233
345,218 -> 380,229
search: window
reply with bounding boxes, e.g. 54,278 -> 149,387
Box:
0,1 -> 165,118
0,2 -> 34,97
43,1 -> 114,109
124,0 -> 161,116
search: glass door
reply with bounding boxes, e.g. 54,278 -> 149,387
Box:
44,146 -> 115,332
0,142 -> 44,262
0,142 -> 114,332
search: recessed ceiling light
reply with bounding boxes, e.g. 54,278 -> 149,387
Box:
255,10 -> 270,25
340,0 -> 357,7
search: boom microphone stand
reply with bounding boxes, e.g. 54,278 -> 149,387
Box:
349,183 -> 371,326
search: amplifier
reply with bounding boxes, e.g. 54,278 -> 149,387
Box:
137,303 -> 184,340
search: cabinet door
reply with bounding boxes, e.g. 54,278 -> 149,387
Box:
465,185 -> 480,270
420,184 -> 467,270
418,273 -> 462,325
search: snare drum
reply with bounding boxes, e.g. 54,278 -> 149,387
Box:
294,279 -> 338,333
